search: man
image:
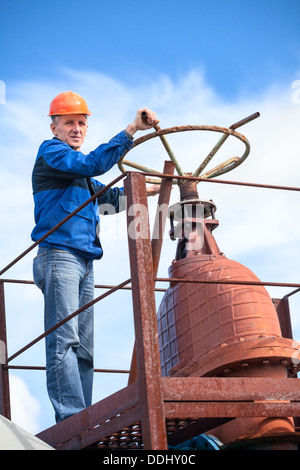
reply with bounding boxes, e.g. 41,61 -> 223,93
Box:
31,91 -> 160,422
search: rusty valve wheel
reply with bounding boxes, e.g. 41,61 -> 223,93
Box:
118,112 -> 260,184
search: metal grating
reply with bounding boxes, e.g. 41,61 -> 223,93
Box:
71,419 -> 198,450
95,422 -> 143,449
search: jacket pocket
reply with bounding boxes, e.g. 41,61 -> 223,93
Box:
58,199 -> 99,252
33,251 -> 47,291
60,199 -> 96,221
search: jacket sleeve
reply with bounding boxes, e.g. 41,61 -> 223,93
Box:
91,179 -> 126,214
39,131 -> 133,178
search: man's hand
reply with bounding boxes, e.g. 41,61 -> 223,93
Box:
126,108 -> 159,136
146,184 -> 161,197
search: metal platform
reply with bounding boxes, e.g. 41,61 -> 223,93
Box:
1,170 -> 300,450
36,376 -> 300,450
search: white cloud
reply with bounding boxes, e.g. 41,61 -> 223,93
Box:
10,374 -> 41,435
0,68 -> 299,432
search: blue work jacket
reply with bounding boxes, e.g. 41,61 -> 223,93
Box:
31,131 -> 133,260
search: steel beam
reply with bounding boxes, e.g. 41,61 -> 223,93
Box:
124,172 -> 168,450
273,297 -> 294,339
37,381 -> 139,448
0,281 -> 10,419
162,376 -> 300,401
128,161 -> 175,385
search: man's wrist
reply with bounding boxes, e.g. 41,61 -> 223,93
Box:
125,123 -> 138,137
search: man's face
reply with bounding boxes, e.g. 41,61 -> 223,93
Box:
50,114 -> 88,150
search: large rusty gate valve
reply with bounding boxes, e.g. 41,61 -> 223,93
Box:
119,113 -> 300,449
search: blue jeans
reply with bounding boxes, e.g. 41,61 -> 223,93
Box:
33,247 -> 94,423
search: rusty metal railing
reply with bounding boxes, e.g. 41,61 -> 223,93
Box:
0,169 -> 299,424
0,173 -> 131,419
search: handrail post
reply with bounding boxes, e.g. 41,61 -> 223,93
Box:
0,281 -> 11,419
124,172 -> 168,450
128,161 -> 175,385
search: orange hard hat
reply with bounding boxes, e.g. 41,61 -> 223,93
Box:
48,91 -> 91,116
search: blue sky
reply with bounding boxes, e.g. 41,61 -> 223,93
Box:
1,0 -> 299,98
0,0 -> 300,437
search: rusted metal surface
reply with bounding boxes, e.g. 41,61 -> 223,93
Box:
0,281 -> 10,419
153,124 -> 184,176
124,172 -> 168,450
229,111 -> 260,130
118,124 -> 251,181
163,376 -> 300,444
0,146 -> 298,449
119,113 -> 259,182
36,375 -> 300,450
4,365 -> 130,374
194,112 -> 260,177
165,402 -> 300,420
37,381 -> 140,449
177,179 -> 199,200
128,161 -> 175,385
139,171 -> 300,193
157,254 -> 288,377
157,276 -> 300,289
140,111 -> 184,176
163,376 -> 300,402
273,297 -> 294,339
169,336 -> 300,378
151,161 -> 176,277
156,172 -> 300,446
